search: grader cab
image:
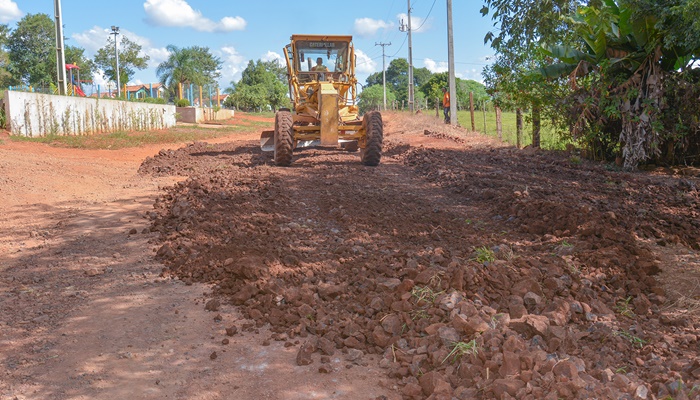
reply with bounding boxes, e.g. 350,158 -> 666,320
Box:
260,34 -> 383,166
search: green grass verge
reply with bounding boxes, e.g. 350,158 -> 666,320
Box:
457,109 -> 572,150
9,122 -> 270,150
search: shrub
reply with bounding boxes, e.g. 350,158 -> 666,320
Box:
176,98 -> 191,107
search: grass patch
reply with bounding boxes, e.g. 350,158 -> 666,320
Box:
8,123 -> 267,150
443,340 -> 480,364
473,246 -> 496,263
615,297 -> 636,318
411,286 -> 443,305
456,109 -> 572,150
613,329 -> 646,348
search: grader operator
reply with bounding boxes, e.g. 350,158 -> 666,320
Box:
260,35 -> 383,166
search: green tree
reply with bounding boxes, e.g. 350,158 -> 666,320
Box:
420,73 -> 489,110
358,84 -> 396,114
8,13 -> 54,86
156,45 -> 222,99
482,0 -> 581,147
94,36 -> 149,88
540,0 -> 700,167
365,59 -> 433,105
64,46 -> 96,84
0,24 -> 13,87
229,59 -> 290,111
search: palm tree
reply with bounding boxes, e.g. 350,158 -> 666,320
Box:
156,45 -> 196,100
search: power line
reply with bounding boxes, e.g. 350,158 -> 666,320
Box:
414,0 -> 437,32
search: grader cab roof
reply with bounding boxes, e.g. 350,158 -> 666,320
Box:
290,34 -> 353,43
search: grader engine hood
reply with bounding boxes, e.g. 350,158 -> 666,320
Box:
318,83 -> 339,146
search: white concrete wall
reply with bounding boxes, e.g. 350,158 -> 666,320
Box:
176,107 -> 234,124
4,91 -> 177,137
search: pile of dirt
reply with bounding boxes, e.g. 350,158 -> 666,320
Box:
141,112 -> 700,399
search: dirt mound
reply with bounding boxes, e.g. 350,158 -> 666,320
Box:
142,112 -> 700,399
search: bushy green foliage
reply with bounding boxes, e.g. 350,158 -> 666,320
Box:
175,98 -> 191,107
94,36 -> 149,89
227,60 -> 290,111
358,84 -> 396,113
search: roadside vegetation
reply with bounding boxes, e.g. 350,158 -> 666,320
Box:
7,122 -> 268,150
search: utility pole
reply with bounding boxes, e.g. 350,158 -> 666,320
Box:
111,26 -> 121,97
54,0 -> 67,95
447,0 -> 457,125
400,0 -> 415,112
375,42 -> 391,110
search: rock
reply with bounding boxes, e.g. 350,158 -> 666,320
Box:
499,351 -> 520,377
419,371 -> 448,396
232,284 -> 258,305
424,323 -> 446,336
376,277 -> 402,290
451,314 -> 489,335
225,326 -> 238,336
552,360 -> 579,381
381,314 -> 403,336
402,383 -> 423,398
439,292 -> 463,311
437,326 -> 460,347
509,315 -> 550,338
634,384 -> 649,400
85,268 -> 102,277
204,299 -> 221,311
318,365 -> 332,374
209,351 -> 217,360
523,291 -> 542,308
345,349 -> 364,362
372,325 -> 391,347
296,339 -> 317,366
317,283 -> 344,300
492,378 -> 525,397
317,337 -> 336,356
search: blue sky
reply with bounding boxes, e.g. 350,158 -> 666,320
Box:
2,0 -> 495,90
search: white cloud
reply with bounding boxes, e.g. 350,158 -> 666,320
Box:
354,18 -> 394,37
218,46 -> 247,85
424,58 -> 448,73
397,13 -> 430,33
143,0 -> 246,32
261,51 -> 283,65
72,26 -> 169,83
354,49 -> 376,74
0,0 -> 22,23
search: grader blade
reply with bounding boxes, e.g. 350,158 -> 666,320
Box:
260,130 -> 275,152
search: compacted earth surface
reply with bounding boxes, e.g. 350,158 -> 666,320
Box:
2,111 -> 700,399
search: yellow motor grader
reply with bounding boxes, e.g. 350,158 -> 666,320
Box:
260,34 -> 383,166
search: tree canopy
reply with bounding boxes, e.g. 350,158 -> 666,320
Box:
8,13 -> 55,86
156,45 -> 222,99
482,0 -> 700,167
226,60 -> 290,112
94,35 -> 149,88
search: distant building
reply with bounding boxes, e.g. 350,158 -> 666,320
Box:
124,83 -> 165,99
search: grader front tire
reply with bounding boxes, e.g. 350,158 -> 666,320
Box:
274,111 -> 294,166
361,111 -> 383,166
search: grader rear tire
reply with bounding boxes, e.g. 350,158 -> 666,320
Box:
361,111 -> 383,166
274,110 -> 294,166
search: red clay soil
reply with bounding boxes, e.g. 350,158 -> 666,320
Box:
139,111 -> 700,399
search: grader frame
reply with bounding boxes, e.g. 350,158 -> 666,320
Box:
260,34 -> 383,166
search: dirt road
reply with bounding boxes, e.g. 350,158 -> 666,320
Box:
2,112 -> 699,399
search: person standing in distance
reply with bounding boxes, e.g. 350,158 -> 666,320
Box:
442,87 -> 450,124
